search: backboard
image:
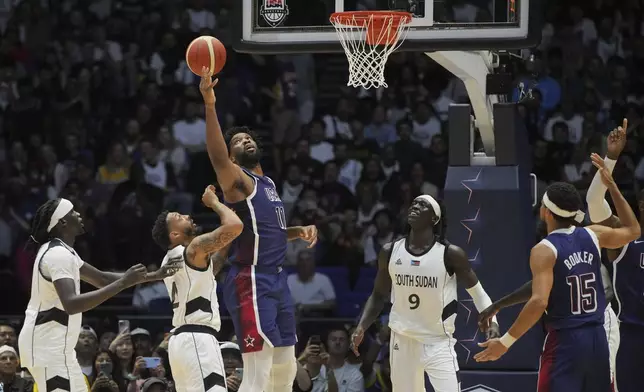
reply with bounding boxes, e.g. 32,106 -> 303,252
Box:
233,0 -> 541,53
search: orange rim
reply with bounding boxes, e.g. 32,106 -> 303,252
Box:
330,11 -> 412,45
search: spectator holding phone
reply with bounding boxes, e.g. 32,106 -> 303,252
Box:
221,342 -> 243,392
302,330 -> 364,392
92,349 -> 125,387
299,335 -> 330,392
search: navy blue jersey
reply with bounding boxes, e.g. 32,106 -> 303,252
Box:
224,168 -> 287,268
541,227 -> 606,330
612,237 -> 644,327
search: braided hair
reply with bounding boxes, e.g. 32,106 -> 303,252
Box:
28,199 -> 61,246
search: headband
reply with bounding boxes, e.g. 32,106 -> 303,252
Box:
542,192 -> 585,223
47,198 -> 74,232
414,195 -> 442,220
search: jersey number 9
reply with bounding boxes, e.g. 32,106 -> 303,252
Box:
408,294 -> 420,310
566,272 -> 598,315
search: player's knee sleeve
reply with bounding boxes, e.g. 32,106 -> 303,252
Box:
272,346 -> 295,364
238,347 -> 273,392
267,359 -> 297,392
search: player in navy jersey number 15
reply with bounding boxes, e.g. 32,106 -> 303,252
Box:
199,67 -> 318,392
475,154 -> 641,392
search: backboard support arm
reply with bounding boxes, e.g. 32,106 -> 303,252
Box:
425,51 -> 499,162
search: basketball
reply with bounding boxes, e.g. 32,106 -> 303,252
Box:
185,36 -> 227,76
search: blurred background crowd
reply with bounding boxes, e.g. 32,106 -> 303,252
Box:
2,0 -> 644,391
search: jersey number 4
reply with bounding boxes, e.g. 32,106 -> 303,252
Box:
171,282 -> 179,308
566,272 -> 598,315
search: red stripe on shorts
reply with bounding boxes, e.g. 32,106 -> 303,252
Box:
234,265 -> 265,353
537,330 -> 557,392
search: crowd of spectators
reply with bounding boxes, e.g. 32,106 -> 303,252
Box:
3,0 -> 644,391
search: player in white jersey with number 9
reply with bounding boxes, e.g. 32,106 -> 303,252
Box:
351,195 -> 500,392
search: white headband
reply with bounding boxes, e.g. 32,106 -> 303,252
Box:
47,198 -> 74,232
542,192 -> 585,223
414,195 -> 442,220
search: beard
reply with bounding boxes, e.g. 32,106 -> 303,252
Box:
236,149 -> 261,168
184,225 -> 202,237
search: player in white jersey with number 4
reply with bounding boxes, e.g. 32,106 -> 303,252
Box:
151,185 -> 243,392
351,195 -> 500,392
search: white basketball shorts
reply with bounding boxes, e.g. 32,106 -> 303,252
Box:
389,331 -> 461,392
30,360 -> 88,392
604,304 -> 620,387
169,326 -> 227,392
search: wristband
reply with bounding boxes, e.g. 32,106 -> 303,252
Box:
499,333 -> 517,348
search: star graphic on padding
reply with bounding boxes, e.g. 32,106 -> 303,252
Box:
456,299 -> 481,364
460,208 -> 480,244
460,169 -> 482,204
468,248 -> 481,266
244,335 -> 255,347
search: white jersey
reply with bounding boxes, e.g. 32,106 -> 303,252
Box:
162,245 -> 221,331
388,238 -> 458,342
18,239 -> 84,367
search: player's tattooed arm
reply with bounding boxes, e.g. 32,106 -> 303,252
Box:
186,228 -> 242,269
186,193 -> 243,269
210,244 -> 232,277
357,243 -> 393,330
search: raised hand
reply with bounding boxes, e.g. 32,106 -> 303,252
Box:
591,153 -> 617,189
606,118 -> 627,160
202,185 -> 221,209
477,303 -> 500,332
350,326 -> 365,356
474,338 -> 508,362
199,66 -> 218,105
121,264 -> 148,287
298,225 -> 319,248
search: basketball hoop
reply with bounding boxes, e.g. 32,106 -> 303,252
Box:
330,11 -> 412,89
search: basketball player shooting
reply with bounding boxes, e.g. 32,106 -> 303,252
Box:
18,198 -> 179,392
350,194 -> 500,392
151,185 -> 243,392
474,155 -> 641,392
477,123 -> 628,389
199,67 -> 318,392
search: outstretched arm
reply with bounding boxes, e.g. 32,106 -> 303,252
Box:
587,154 -> 640,249
447,245 -> 499,337
587,120 -> 626,226
56,264 -> 148,315
474,243 -> 554,362
80,263 -> 178,288
199,67 -> 251,196
478,280 -> 533,330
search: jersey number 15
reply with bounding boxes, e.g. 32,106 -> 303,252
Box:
566,272 -> 598,315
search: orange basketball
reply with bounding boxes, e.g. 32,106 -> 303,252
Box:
185,36 -> 227,76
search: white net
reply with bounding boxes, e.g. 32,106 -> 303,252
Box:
330,12 -> 412,89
